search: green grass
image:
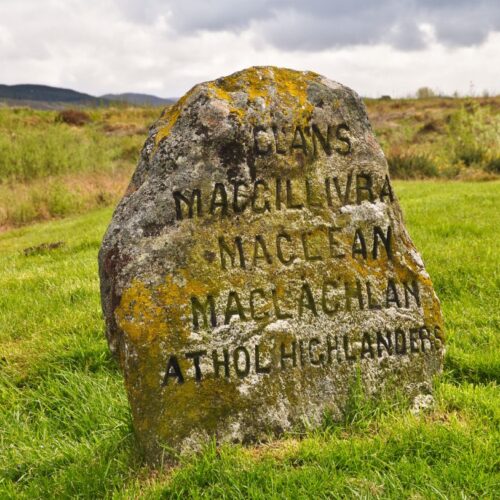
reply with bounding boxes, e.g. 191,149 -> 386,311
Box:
0,181 -> 499,498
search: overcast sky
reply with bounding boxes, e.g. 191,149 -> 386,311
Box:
1,0 -> 499,97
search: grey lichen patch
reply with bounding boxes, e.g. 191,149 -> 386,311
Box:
98,66 -> 444,463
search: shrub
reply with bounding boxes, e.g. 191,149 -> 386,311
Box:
455,144 -> 485,166
56,109 -> 91,126
485,157 -> 500,174
387,154 -> 439,179
418,120 -> 443,135
446,102 -> 497,170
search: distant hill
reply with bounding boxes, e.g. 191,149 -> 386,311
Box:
101,93 -> 176,106
0,84 -> 176,108
0,84 -> 105,107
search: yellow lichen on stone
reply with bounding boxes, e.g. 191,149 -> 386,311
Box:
272,67 -> 318,107
206,83 -> 246,121
153,92 -> 190,148
157,272 -> 211,335
116,272 -> 213,347
154,108 -> 179,146
115,279 -> 166,344
207,66 -> 319,124
154,67 -> 324,146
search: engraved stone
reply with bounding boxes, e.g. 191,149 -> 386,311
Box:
98,66 -> 444,462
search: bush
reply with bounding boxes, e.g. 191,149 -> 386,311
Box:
485,157 -> 500,174
387,154 -> 439,179
455,144 -> 485,166
446,103 -> 497,170
418,120 -> 443,135
56,109 -> 91,126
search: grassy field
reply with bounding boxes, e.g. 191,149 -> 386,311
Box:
365,96 -> 500,180
0,106 -> 158,229
0,181 -> 498,498
0,96 -> 499,230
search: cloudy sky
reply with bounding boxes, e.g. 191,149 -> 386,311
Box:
1,0 -> 499,98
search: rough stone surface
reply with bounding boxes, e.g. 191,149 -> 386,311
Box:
98,66 -> 444,462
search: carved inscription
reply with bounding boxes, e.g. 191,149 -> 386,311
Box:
253,122 -> 352,157
165,160 -> 435,389
190,277 -> 420,329
217,225 -> 392,270
173,173 -> 394,220
162,325 -> 444,385
164,160 -> 434,388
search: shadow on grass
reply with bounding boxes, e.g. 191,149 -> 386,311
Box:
444,353 -> 500,385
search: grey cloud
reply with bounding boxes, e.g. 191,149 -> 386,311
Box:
426,1 -> 500,46
116,0 -> 500,50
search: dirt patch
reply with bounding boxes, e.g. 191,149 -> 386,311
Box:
23,241 -> 65,256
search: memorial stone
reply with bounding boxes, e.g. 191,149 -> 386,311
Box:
99,66 -> 444,462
